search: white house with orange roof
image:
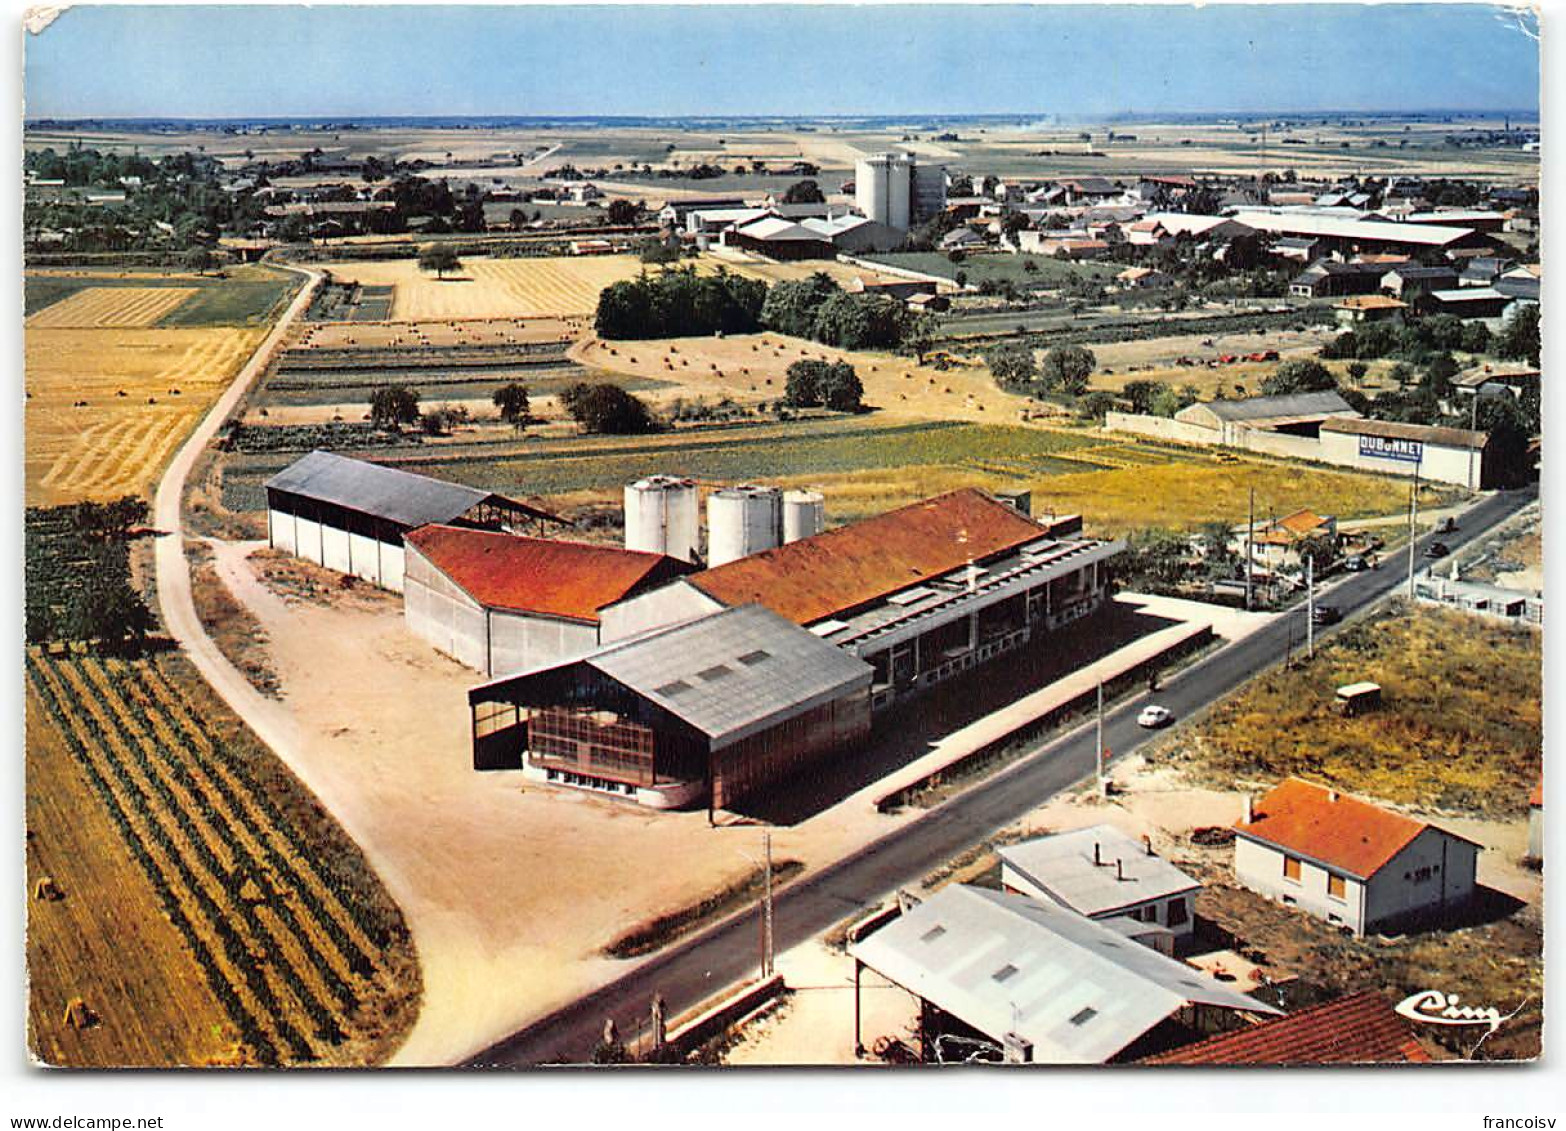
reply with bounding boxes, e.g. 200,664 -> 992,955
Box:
1233,778 -> 1480,935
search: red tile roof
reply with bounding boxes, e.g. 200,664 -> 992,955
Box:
687,489 -> 1051,626
1141,991 -> 1433,1065
405,526 -> 692,623
1531,775 -> 1542,809
1235,778 -> 1447,879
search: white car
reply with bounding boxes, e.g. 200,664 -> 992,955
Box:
1137,705 -> 1174,729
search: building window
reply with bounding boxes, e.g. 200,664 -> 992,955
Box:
1166,899 -> 1188,928
1283,855 -> 1302,882
1327,874 -> 1346,901
1413,866 -> 1433,883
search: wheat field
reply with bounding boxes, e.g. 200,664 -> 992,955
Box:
27,286 -> 199,329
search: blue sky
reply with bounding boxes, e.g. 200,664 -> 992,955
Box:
23,4 -> 1540,119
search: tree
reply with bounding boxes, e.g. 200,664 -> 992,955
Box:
560,383 -> 655,434
985,342 -> 1037,391
182,245 -> 216,275
492,383 -> 531,428
784,359 -> 826,407
1261,358 -> 1336,396
1295,533 -> 1338,573
819,361 -> 864,412
417,243 -> 461,279
760,273 -> 840,338
1039,345 -> 1096,394
781,179 -> 826,205
1421,352 -> 1459,400
1121,379 -> 1170,415
1076,390 -> 1117,421
369,385 -> 421,430
606,198 -> 641,226
64,574 -> 153,654
1346,361 -> 1369,386
1495,303 -> 1540,367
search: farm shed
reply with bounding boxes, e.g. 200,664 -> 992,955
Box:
467,604 -> 873,809
848,885 -> 1276,1064
265,450 -> 564,592
403,525 -> 694,677
600,489 -> 1119,712
1174,390 -> 1357,440
997,825 -> 1202,943
1233,778 -> 1480,936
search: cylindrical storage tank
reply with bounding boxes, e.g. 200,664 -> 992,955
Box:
887,154 -> 912,231
782,489 -> 826,544
624,476 -> 699,562
856,155 -> 892,226
707,485 -> 782,567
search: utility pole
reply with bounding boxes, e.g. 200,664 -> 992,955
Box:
1245,486 -> 1255,611
1407,465 -> 1420,602
762,831 -> 774,978
1306,552 -> 1315,658
1096,680 -> 1106,796
1469,391 -> 1480,494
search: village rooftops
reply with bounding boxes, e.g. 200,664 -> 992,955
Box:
1319,416 -> 1489,451
850,885 -> 1277,1065
1234,778 -> 1480,881
1140,991 -> 1432,1065
995,826 -> 1200,919
1247,509 -> 1335,546
404,526 -> 691,624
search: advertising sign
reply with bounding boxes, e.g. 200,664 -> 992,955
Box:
1359,434 -> 1424,464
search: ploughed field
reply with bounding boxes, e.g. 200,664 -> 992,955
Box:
26,648 -> 420,1066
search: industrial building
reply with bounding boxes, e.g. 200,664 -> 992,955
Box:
402,525 -> 694,676
848,885 -> 1277,1063
264,450 -> 564,592
1231,209 -> 1493,257
997,826 -> 1202,947
1318,417 -> 1494,488
1233,778 -> 1480,936
600,489 -> 1122,711
465,604 -> 873,809
1173,390 -> 1357,442
855,152 -> 946,231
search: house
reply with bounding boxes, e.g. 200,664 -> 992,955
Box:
1233,778 -> 1481,935
940,226 -> 987,252
1124,219 -> 1172,248
1117,266 -> 1171,288
1333,294 -> 1407,327
1452,363 -> 1539,402
402,526 -> 694,677
848,884 -> 1277,1063
1289,259 -> 1387,299
1272,236 -> 1319,263
1426,287 -> 1512,320
1458,257 -> 1516,287
1019,234 -> 1110,260
1233,509 -> 1338,572
1141,991 -> 1433,1064
996,826 -> 1201,944
1380,264 -> 1459,300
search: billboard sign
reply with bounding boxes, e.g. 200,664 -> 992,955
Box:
1359,434 -> 1423,464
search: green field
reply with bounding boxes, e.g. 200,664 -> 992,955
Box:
256,368 -> 666,408
24,265 -> 300,327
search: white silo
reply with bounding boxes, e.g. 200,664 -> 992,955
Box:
886,154 -> 913,231
707,485 -> 783,567
782,489 -> 826,544
856,155 -> 893,226
624,476 -> 700,562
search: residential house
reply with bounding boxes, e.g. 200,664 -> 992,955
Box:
1117,266 -> 1171,288
1334,294 -> 1407,327
1380,264 -> 1459,301
1288,259 -> 1387,299
1233,778 -> 1480,935
1232,509 -> 1338,574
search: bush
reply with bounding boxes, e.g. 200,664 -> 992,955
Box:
784,359 -> 863,412
560,383 -> 656,434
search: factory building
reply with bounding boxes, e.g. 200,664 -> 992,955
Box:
601,489 -> 1123,712
466,604 -> 873,809
402,525 -> 694,676
1318,417 -> 1494,488
855,152 -> 947,231
264,450 -> 564,592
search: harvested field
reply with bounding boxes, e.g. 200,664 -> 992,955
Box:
25,648 -> 421,1066
296,315 -> 583,350
27,286 -> 199,329
26,325 -> 261,505
1159,605 -> 1542,817
308,256 -> 644,319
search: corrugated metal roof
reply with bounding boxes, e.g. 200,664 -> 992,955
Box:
687,489 -> 1048,626
405,525 -> 690,623
1320,416 -> 1488,450
1181,390 -> 1352,424
1232,210 -> 1475,247
1234,778 -> 1476,880
266,450 -> 494,529
472,605 -> 871,748
1141,991 -> 1432,1065
997,826 -> 1201,917
851,886 -> 1277,1064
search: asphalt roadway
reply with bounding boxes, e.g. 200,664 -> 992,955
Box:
466,485 -> 1536,1067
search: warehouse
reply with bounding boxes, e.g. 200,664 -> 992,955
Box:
264,450 -> 565,591
402,525 -> 694,676
466,604 -> 873,809
1173,390 -> 1357,441
1231,209 -> 1492,257
600,489 -> 1122,712
1318,417 -> 1494,488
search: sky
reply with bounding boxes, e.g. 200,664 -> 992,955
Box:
22,3 -> 1541,120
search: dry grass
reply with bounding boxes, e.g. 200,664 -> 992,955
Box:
309,255 -> 644,319
26,323 -> 261,506
1161,606 -> 1541,818
26,286 -> 198,328
186,541 -> 282,699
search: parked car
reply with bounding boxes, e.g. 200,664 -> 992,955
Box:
1342,555 -> 1367,573
1311,604 -> 1341,626
1425,541 -> 1451,560
1437,516 -> 1459,534
1137,705 -> 1174,728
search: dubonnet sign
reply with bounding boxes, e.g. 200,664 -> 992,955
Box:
1359,434 -> 1424,464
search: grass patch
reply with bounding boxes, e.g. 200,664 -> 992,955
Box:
185,541 -> 281,699
604,859 -> 804,959
157,266 -> 301,327
1162,605 -> 1541,818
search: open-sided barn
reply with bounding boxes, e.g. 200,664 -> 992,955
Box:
264,450 -> 564,592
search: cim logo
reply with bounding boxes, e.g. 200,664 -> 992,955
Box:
1359,434 -> 1424,464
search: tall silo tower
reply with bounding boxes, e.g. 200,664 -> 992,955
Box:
707,485 -> 783,567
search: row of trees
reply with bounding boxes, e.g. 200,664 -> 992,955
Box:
368,379 -> 653,436
595,267 -> 768,340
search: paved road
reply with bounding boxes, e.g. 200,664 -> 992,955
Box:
467,485 -> 1536,1067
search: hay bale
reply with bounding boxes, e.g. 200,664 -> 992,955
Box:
33,877 -> 63,902
63,998 -> 96,1029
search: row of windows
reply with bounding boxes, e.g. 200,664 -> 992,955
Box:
1283,854 -> 1347,901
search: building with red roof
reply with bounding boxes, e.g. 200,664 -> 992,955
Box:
403,525 -> 694,677
1233,778 -> 1480,936
1141,991 -> 1434,1065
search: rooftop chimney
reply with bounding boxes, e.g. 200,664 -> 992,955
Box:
1242,794 -> 1253,824
1093,841 -> 1102,866
1116,859 -> 1125,882
1143,834 -> 1155,857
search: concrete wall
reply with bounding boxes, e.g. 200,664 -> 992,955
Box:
488,612 -> 597,679
1234,835 -> 1368,933
1363,829 -> 1478,933
1529,808 -> 1543,860
268,506 -> 405,591
1104,412 -> 1219,446
599,580 -> 727,643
